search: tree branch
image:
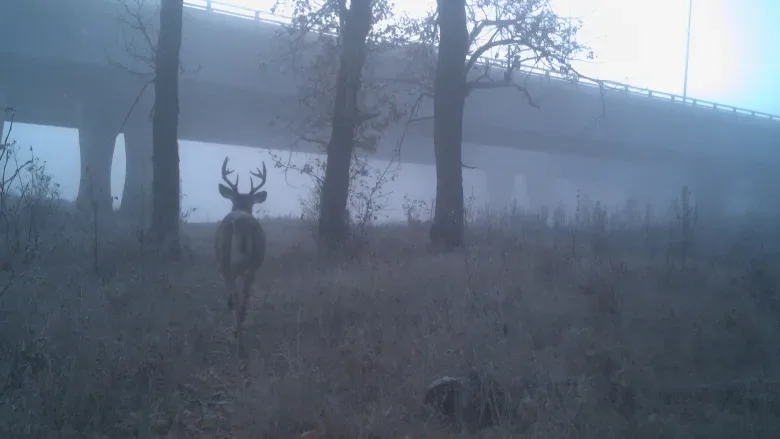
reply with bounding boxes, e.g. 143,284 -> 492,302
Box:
300,135 -> 329,148
2,107 -> 15,147
466,37 -> 524,73
357,110 -> 381,124
409,116 -> 434,124
467,80 -> 539,109
109,0 -> 200,79
516,42 -> 608,121
124,0 -> 157,55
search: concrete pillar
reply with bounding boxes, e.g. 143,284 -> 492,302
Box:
689,173 -> 726,219
76,97 -> 120,212
485,167 -> 515,212
120,113 -> 153,220
744,172 -> 780,216
524,171 -> 555,211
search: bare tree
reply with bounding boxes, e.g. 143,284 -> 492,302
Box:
272,0 -> 420,252
427,0 -> 595,249
315,0 -> 373,252
149,0 -> 184,256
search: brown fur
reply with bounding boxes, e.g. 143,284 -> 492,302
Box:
215,211 -> 266,287
216,213 -> 266,360
216,156 -> 269,357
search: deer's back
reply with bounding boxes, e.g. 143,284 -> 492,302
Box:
215,211 -> 266,276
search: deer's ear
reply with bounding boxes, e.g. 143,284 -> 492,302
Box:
252,191 -> 267,204
218,184 -> 233,199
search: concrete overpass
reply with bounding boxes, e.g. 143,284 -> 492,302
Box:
1,0 -> 779,214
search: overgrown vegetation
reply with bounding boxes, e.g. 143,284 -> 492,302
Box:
270,151 -> 399,244
0,114 -> 64,296
1,127 -> 779,436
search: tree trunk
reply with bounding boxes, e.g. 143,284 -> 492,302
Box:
150,0 -> 183,257
430,0 -> 469,250
317,0 -> 373,252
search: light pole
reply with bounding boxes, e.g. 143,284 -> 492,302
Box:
682,0 -> 693,101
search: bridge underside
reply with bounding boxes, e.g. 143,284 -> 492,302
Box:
4,53 -> 778,172
2,53 -> 778,217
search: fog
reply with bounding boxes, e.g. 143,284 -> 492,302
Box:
2,0 -> 778,223
4,120 -> 769,225
5,122 -> 628,223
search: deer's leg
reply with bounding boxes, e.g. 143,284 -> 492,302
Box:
234,271 -> 255,357
227,278 -> 238,310
237,272 -> 254,331
222,268 -> 238,310
224,278 -> 237,310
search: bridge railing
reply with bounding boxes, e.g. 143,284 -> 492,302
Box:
183,0 -> 780,123
185,0 -> 290,23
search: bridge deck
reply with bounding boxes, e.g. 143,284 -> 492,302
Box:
183,0 -> 779,122
0,0 -> 777,173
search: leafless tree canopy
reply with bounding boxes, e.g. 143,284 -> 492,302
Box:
271,0 -> 430,153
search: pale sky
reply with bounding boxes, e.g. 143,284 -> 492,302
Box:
240,0 -> 780,115
3,0 -> 778,222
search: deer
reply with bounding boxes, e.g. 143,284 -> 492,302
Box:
215,156 -> 268,355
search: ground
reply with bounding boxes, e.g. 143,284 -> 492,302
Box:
1,209 -> 779,438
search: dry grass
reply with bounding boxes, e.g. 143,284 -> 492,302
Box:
1,210 -> 779,438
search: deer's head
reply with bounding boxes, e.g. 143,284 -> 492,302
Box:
218,156 -> 268,214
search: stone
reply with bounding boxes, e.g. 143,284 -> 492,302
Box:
423,369 -> 509,432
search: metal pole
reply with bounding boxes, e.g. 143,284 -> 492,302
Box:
682,0 -> 693,101
0,85 -> 6,145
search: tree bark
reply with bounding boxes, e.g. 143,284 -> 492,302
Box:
430,0 -> 469,250
120,113 -> 153,224
317,0 -> 373,252
150,0 -> 183,257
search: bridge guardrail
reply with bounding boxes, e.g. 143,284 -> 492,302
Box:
183,0 -> 780,123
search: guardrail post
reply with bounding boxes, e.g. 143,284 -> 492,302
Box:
206,0 -> 212,11
254,11 -> 260,20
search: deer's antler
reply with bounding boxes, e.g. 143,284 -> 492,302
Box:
248,162 -> 267,195
221,156 -> 239,192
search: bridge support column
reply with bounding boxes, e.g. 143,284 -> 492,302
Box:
120,114 -> 153,221
524,171 -> 555,212
76,97 -> 120,212
485,167 -> 516,212
744,173 -> 780,216
689,174 -> 727,219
